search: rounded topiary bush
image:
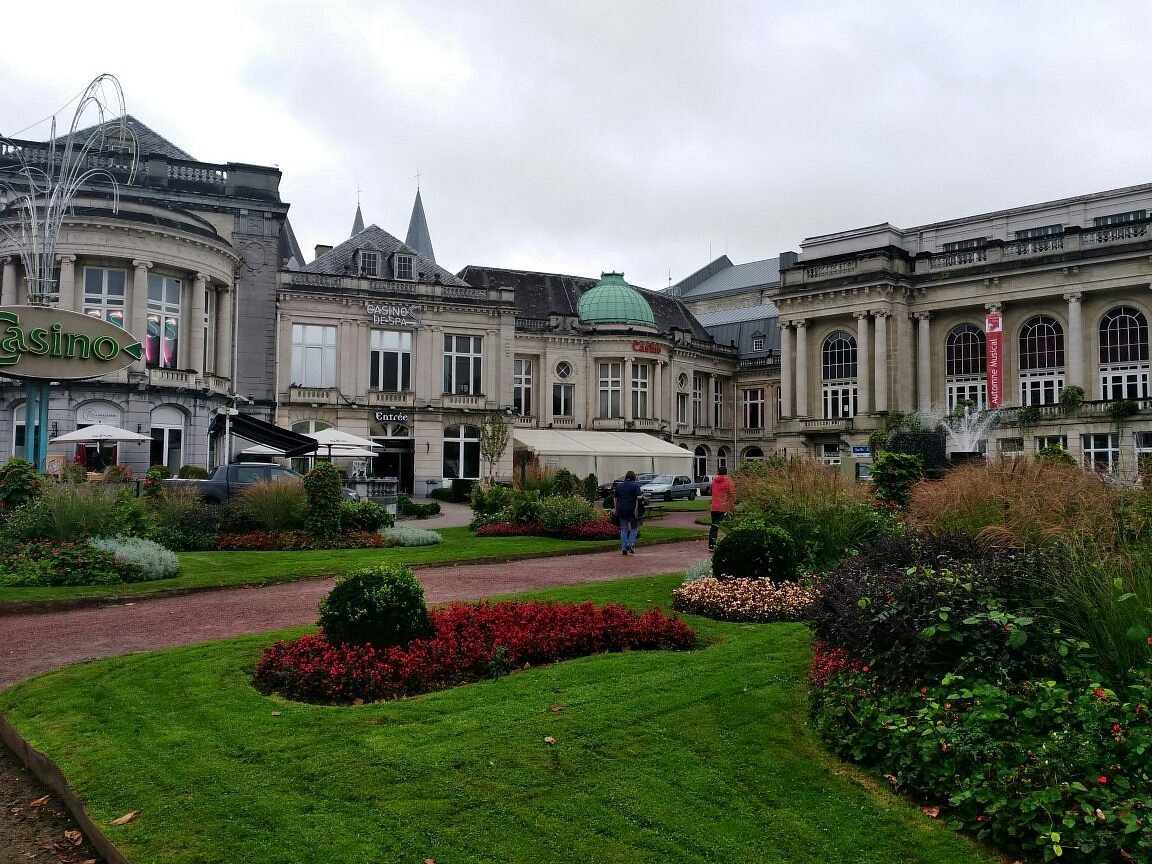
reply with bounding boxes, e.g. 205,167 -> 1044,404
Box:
713,518 -> 797,583
318,563 -> 433,647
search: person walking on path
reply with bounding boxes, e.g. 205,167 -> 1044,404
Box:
708,465 -> 736,551
613,470 -> 644,555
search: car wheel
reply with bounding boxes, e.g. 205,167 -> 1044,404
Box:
689,490 -> 697,500
665,491 -> 673,502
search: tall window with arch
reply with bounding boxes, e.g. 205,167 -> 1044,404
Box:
146,274 -> 182,368
83,267 -> 127,328
443,424 -> 480,479
946,324 -> 987,410
289,419 -> 332,474
821,330 -> 858,419
514,358 -> 533,416
1099,306 -> 1149,400
1019,315 -> 1065,405
149,405 -> 185,470
693,445 -> 708,479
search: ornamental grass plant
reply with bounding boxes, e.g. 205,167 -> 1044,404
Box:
239,479 -> 306,532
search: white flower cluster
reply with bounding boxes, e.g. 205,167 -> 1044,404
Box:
672,576 -> 818,623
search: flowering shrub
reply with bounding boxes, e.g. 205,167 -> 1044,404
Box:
0,457 -> 42,516
141,466 -> 168,500
213,530 -> 396,551
254,600 -> 696,704
672,576 -> 817,622
0,539 -> 137,586
303,461 -> 345,539
810,663 -> 1152,863
473,517 -> 616,540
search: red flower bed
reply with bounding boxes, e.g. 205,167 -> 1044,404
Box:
474,518 -> 617,540
253,600 -> 696,704
214,531 -> 398,551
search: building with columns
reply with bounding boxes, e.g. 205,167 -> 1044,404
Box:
773,183 -> 1152,474
0,117 -> 294,475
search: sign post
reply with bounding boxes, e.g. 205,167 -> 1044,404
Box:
985,311 -> 1003,409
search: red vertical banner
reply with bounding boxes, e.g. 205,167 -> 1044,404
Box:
985,312 -> 1003,408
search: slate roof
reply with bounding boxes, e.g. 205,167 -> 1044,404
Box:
405,189 -> 436,263
457,266 -> 713,340
279,219 -> 305,270
693,303 -> 779,326
64,114 -> 195,161
671,257 -> 781,299
303,224 -> 467,286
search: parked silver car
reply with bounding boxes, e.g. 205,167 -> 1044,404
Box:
640,474 -> 698,501
695,474 -> 718,495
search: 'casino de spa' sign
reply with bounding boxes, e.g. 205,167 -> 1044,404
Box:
0,306 -> 143,380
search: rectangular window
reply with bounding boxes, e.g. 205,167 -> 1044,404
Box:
946,378 -> 988,411
631,363 -> 649,418
821,443 -> 841,466
692,374 -> 705,426
598,362 -> 621,418
1015,224 -> 1063,239
514,358 -> 533,416
1100,365 -> 1149,401
676,392 -> 688,424
146,274 -> 182,368
394,254 -> 414,280
1019,372 -> 1063,406
1036,435 -> 1068,452
369,330 -> 412,391
1082,433 -> 1120,472
291,323 -> 336,387
149,427 -> 183,471
713,379 -> 725,427
998,437 -> 1024,454
752,337 -> 765,352
822,384 -> 857,419
552,383 -> 574,417
941,237 -> 987,252
443,334 -> 483,395
1094,210 -> 1147,227
83,267 -> 127,329
202,286 -> 213,372
743,388 -> 765,429
360,251 -> 380,277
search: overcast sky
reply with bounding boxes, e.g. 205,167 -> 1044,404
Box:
2,1 -> 1151,289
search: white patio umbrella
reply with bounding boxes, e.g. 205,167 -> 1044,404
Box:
49,424 -> 151,444
306,428 -> 380,456
240,444 -> 286,456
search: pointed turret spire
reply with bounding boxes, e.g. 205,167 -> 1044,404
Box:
351,202 -> 365,237
405,188 -> 436,263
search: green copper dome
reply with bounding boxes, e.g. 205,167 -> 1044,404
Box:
577,272 -> 656,327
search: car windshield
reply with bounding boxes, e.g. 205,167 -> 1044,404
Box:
647,475 -> 674,484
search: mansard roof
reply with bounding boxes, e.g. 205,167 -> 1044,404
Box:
66,114 -> 195,161
303,224 -> 468,286
671,256 -> 782,299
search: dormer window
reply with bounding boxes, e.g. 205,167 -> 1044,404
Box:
394,254 -> 414,281
941,237 -> 988,252
360,251 -> 380,277
1094,210 -> 1147,227
752,336 -> 765,352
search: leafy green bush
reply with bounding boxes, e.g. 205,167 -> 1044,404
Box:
1036,443 -> 1076,464
318,563 -> 433,647
240,479 -> 306,532
582,473 -> 599,502
870,451 -> 923,507
90,536 -> 179,581
304,462 -> 345,539
469,482 -> 513,528
0,457 -> 42,517
536,494 -> 596,535
552,468 -> 581,498
0,539 -> 136,586
712,518 -> 797,583
380,525 -> 443,546
338,500 -> 393,533
511,489 -> 542,525
141,466 -> 168,500
177,464 -> 209,479
398,496 -> 441,519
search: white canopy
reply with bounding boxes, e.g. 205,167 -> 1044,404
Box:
513,429 -> 692,480
50,424 -> 150,443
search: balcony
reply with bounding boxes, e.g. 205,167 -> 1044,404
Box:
441,393 -> 485,410
149,368 -> 196,389
367,391 -> 414,407
288,386 -> 338,405
625,418 -> 663,431
549,417 -> 578,429
592,417 -> 626,431
200,374 -> 231,394
801,417 -> 854,433
513,416 -> 537,428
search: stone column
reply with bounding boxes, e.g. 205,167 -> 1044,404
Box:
131,260 -> 152,358
780,322 -> 793,418
56,254 -> 77,311
188,273 -> 207,373
0,257 -> 15,305
873,311 -> 889,413
1064,292 -> 1083,390
795,321 -> 809,417
215,285 -> 233,380
916,313 -> 932,413
855,311 -> 871,414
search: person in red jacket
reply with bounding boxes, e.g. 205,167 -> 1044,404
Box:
708,465 -> 736,552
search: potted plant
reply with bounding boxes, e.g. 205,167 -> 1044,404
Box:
1015,405 -> 1042,433
1059,385 -> 1085,416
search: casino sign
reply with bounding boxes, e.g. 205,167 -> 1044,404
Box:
0,305 -> 143,379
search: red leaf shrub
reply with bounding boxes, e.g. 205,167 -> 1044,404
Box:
214,530 -> 398,551
253,600 -> 696,704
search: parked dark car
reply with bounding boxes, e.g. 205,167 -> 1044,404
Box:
164,462 -> 359,503
597,472 -> 657,497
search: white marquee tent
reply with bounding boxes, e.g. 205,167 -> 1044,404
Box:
512,429 -> 692,481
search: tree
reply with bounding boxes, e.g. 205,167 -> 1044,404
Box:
479,412 -> 511,485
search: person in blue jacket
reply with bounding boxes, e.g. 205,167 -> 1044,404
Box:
613,470 -> 645,555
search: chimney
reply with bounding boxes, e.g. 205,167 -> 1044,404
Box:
314,244 -> 333,261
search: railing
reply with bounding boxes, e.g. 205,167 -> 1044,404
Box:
804,260 -> 857,279
168,161 -> 227,187
149,368 -> 195,388
1082,222 -> 1149,246
516,317 -> 551,331
738,356 -> 779,369
929,248 -> 987,269
1004,236 -> 1064,256
513,416 -> 537,428
441,393 -> 484,409
367,391 -> 414,407
441,285 -> 488,301
549,417 -> 577,428
592,417 -> 625,430
625,418 -> 662,431
200,374 -> 231,393
289,386 -> 337,405
801,417 -> 854,432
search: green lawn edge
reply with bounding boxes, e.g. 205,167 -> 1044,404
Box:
0,524 -> 703,606
0,574 -> 1005,864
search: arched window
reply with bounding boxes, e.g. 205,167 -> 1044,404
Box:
443,424 -> 480,479
946,324 -> 987,410
11,403 -> 26,457
693,445 -> 708,480
149,405 -> 185,470
716,446 -> 729,472
821,331 -> 857,419
74,401 -> 123,469
1099,306 -> 1150,400
1018,315 -> 1065,405
289,419 -> 332,472
742,446 -> 764,462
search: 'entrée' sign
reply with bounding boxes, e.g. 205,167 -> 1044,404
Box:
0,305 -> 143,380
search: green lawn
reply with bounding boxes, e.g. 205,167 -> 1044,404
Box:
0,575 -> 1003,864
0,525 -> 701,604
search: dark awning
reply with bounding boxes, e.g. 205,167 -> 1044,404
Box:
225,413 -> 317,458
